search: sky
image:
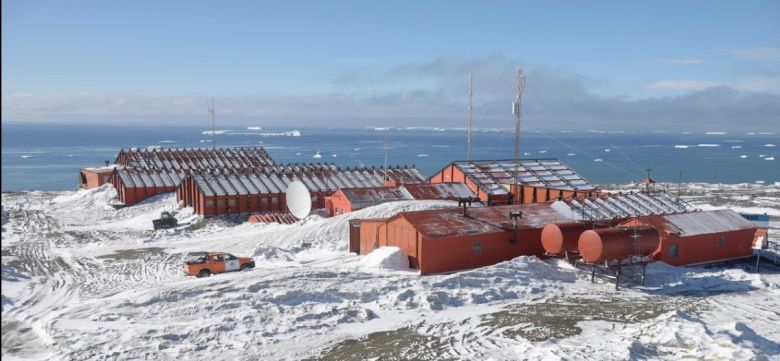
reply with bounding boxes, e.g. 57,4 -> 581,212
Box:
2,1 -> 779,131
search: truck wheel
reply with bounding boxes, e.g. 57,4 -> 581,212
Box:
240,264 -> 251,271
198,269 -> 211,278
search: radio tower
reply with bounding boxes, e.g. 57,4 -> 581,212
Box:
208,98 -> 216,149
512,65 -> 526,204
467,73 -> 473,162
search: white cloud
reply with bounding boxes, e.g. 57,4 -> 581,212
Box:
645,80 -> 721,90
726,47 -> 780,59
3,56 -> 779,132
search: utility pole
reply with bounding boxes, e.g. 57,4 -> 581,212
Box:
467,73 -> 473,162
208,98 -> 216,149
512,65 -> 526,204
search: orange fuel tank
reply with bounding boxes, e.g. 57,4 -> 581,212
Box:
578,226 -> 660,263
541,222 -> 596,255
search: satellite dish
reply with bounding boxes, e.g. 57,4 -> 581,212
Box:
286,180 -> 311,219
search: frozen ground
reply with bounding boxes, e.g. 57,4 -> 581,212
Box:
2,183 -> 779,360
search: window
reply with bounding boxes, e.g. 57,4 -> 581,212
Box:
103,176 -> 111,183
212,255 -> 224,262
271,197 -> 279,204
228,199 -> 236,206
225,254 -> 237,261
217,199 -> 225,207
261,198 -> 268,204
718,235 -> 726,247
669,244 -> 678,258
472,241 -> 482,253
206,199 -> 215,207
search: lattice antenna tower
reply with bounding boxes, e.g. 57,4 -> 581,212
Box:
208,98 -> 216,149
383,128 -> 389,185
512,65 -> 526,204
467,73 -> 473,162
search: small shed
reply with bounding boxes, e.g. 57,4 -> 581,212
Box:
80,166 -> 118,189
624,209 -> 758,266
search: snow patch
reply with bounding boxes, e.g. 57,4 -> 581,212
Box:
359,247 -> 410,271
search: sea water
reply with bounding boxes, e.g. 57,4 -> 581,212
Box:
2,122 -> 778,191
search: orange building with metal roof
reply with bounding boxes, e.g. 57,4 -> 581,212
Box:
351,202 -> 572,274
427,159 -> 597,205
178,166 -> 426,217
622,209 -> 759,266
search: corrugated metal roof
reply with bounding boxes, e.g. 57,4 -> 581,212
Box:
397,202 -> 571,239
402,183 -> 475,200
552,192 -> 695,221
441,159 -> 594,195
116,147 -> 274,171
635,209 -> 757,237
340,187 -> 413,208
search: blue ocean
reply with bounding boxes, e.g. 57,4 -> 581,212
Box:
2,122 -> 778,192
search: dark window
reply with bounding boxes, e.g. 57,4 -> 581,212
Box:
472,241 -> 482,253
669,244 -> 678,258
718,235 -> 726,247
225,254 -> 237,261
212,255 -> 224,262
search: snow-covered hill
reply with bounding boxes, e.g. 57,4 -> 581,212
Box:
2,183 -> 779,360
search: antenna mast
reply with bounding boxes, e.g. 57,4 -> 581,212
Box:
467,73 -> 473,162
512,65 -> 526,204
677,170 -> 683,201
208,98 -> 216,149
383,128 -> 388,185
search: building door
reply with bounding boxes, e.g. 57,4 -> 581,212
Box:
349,221 -> 361,254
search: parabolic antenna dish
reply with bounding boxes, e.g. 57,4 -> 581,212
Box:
286,180 -> 311,220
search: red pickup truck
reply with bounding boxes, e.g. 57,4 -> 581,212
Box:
183,252 -> 255,277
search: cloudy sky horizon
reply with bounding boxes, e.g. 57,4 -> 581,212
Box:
3,1 -> 779,131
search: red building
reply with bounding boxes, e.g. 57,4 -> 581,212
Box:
81,147 -> 275,204
111,169 -> 188,205
79,166 -> 116,189
428,159 -> 596,205
623,210 -> 759,266
178,166 -> 426,217
350,202 -> 572,274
